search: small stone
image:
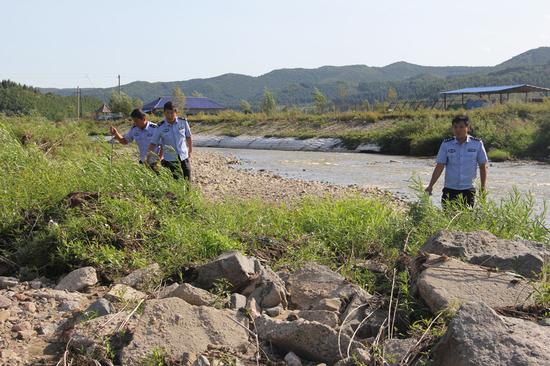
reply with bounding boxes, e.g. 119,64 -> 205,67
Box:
158,283 -> 179,298
163,283 -> 217,306
0,310 -> 10,322
84,298 -> 113,317
55,267 -> 98,292
0,276 -> 19,289
265,306 -> 283,317
193,355 -> 211,366
105,284 -> 147,303
37,323 -> 58,336
539,318 -> 550,326
12,321 -> 32,332
29,280 -> 42,289
284,351 -> 302,366
58,300 -> 81,312
14,293 -> 30,301
21,302 -> 36,312
229,293 -> 247,310
17,329 -> 35,340
119,263 -> 162,291
0,294 -> 11,309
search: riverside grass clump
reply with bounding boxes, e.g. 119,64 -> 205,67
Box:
0,116 -> 548,288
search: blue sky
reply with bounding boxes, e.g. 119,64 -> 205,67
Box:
2,0 -> 549,88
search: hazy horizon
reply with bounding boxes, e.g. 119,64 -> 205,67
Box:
2,0 -> 550,88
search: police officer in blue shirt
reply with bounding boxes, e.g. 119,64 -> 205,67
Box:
425,115 -> 488,207
110,109 -> 162,170
147,101 -> 193,180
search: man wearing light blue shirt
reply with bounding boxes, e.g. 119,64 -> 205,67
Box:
148,101 -> 193,180
110,109 -> 161,171
425,115 -> 488,207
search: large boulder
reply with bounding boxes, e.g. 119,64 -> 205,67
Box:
55,267 -> 98,292
256,316 -> 364,364
118,263 -> 162,291
286,263 -> 372,310
416,255 -> 534,313
120,298 -> 252,365
195,252 -> 256,290
432,302 -> 550,365
421,230 -> 549,278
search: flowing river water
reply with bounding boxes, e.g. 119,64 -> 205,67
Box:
198,147 -> 550,225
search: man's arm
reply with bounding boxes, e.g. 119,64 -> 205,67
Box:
110,126 -> 129,145
479,163 -> 487,191
425,164 -> 445,194
186,136 -> 192,159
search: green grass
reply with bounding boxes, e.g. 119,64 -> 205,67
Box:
0,115 -> 548,293
488,149 -> 512,162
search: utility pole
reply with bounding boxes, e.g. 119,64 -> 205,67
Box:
76,86 -> 80,119
118,75 -> 121,94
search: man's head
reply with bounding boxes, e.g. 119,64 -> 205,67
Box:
130,109 -> 147,129
163,101 -> 177,123
452,115 -> 470,140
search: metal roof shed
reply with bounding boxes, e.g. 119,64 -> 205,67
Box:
440,84 -> 550,109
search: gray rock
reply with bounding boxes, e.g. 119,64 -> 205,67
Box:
421,230 -> 550,278
256,316 -> 364,364
382,338 -> 417,366
286,263 -> 371,310
55,267 -> 98,292
290,310 -> 339,328
119,263 -> 162,291
432,302 -> 550,366
265,306 -> 283,317
32,289 -> 86,303
0,276 -> 19,289
245,260 -> 288,309
162,283 -> 217,306
416,255 -> 534,313
193,355 -> 211,366
195,251 -> 256,290
58,299 -> 82,312
158,283 -> 179,298
105,284 -> 147,303
229,293 -> 247,310
120,298 -> 251,365
313,298 -> 342,312
0,294 -> 11,309
84,298 -> 114,317
284,351 -> 302,366
342,308 -> 386,339
539,318 -> 550,326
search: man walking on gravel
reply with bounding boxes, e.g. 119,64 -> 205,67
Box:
425,115 -> 488,207
147,101 -> 193,180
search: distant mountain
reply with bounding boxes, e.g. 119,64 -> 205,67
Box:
40,47 -> 550,109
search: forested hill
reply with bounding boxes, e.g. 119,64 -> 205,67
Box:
40,47 -> 550,109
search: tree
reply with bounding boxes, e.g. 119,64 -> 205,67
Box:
109,91 -> 133,116
132,98 -> 143,109
261,89 -> 276,115
387,87 -> 398,103
172,87 -> 186,111
240,99 -> 252,114
361,99 -> 371,111
312,88 -> 328,114
337,82 -> 349,111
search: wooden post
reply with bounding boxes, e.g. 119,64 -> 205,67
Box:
444,94 -> 447,110
499,93 -> 503,104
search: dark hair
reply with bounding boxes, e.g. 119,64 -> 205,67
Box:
130,109 -> 146,119
163,101 -> 176,111
452,115 -> 470,126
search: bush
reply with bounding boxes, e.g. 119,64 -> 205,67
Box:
488,149 -> 512,162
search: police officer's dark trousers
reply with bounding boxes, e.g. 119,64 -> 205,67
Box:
161,158 -> 191,181
442,187 -> 475,208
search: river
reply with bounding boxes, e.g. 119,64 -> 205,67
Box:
198,147 -> 550,224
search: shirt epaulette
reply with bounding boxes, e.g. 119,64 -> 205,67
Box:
443,137 -> 454,142
470,136 -> 481,141
149,123 -> 157,128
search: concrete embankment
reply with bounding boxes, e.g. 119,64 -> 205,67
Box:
193,134 -> 381,153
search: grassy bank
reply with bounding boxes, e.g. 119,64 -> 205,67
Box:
186,102 -> 550,160
1,115 -> 548,296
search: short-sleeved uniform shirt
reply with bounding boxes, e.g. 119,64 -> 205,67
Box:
123,121 -> 160,162
435,135 -> 488,190
150,117 -> 192,161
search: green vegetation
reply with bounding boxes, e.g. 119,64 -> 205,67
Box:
487,149 -> 512,162
0,80 -> 100,121
188,101 -> 550,160
0,115 -> 548,290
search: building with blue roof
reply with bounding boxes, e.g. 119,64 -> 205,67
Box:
440,84 -> 550,109
142,96 -> 226,115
